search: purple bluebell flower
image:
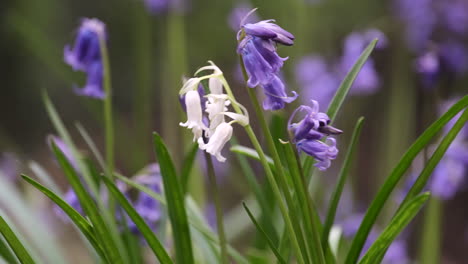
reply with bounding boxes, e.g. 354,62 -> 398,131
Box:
228,2 -> 259,31
415,49 -> 440,88
439,0 -> 468,35
383,239 -> 409,264
54,188 -> 84,221
295,55 -> 339,108
143,0 -> 170,13
288,101 -> 342,170
143,0 -> 186,14
74,61 -> 105,99
394,0 -> 436,51
0,153 -> 18,181
64,18 -> 106,99
339,30 -> 384,95
439,41 -> 468,75
297,138 -> 339,171
237,17 -> 297,110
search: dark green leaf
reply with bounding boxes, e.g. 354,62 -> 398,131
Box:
0,236 -> 19,264
153,132 -> 194,264
0,215 -> 35,264
243,203 -> 286,264
102,177 -> 173,264
345,96 -> 468,264
359,193 -> 430,264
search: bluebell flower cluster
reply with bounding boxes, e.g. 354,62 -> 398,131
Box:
288,100 -> 342,170
237,19 -> 298,110
295,29 -> 386,108
395,0 -> 468,87
64,18 -> 106,99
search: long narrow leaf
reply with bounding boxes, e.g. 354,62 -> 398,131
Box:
322,118 -> 365,251
345,96 -> 468,263
327,39 -> 378,121
0,236 -> 19,264
21,175 -> 107,261
51,142 -> 124,263
0,215 -> 35,264
102,177 -> 173,263
359,193 -> 430,264
153,133 -> 194,264
243,203 -> 286,264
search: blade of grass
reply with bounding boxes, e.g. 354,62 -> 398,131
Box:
0,236 -> 19,264
243,202 -> 286,264
102,177 -> 173,263
359,193 -> 430,264
345,96 -> 468,264
321,118 -> 365,251
0,215 -> 35,264
76,123 -> 106,171
153,132 -> 194,264
51,142 -> 124,264
230,145 -> 274,166
21,175 -> 108,261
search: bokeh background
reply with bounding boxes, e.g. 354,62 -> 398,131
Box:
1,0 -> 467,263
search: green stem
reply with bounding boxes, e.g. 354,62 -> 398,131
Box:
203,152 -> 229,264
99,32 -> 114,180
419,197 -> 441,264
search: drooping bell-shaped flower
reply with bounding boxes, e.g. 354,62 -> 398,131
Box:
64,18 -> 105,71
64,18 -> 106,99
74,61 -> 105,99
180,90 -> 208,141
237,16 -> 297,110
297,138 -> 339,171
198,122 -> 233,162
205,94 -> 230,137
262,75 -> 298,111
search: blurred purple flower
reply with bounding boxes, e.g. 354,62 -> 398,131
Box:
237,18 -> 297,110
439,41 -> 468,75
339,30 -> 385,95
54,188 -> 84,221
0,153 -> 18,181
394,0 -> 436,50
439,0 -> 468,35
228,2 -> 258,31
143,0 -> 186,14
64,18 -> 106,99
127,164 -> 163,233
383,239 -> 409,264
295,55 -> 339,108
415,49 -> 440,88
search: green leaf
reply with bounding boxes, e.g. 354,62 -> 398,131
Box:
153,132 -> 194,264
359,193 -> 430,264
21,175 -> 108,261
243,203 -> 286,264
102,177 -> 173,263
327,39 -> 377,121
51,141 -> 124,264
0,215 -> 35,264
398,108 -> 468,211
0,236 -> 19,264
180,143 -> 199,194
302,40 -> 377,181
322,118 -> 365,251
345,96 -> 468,264
230,145 -> 274,167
